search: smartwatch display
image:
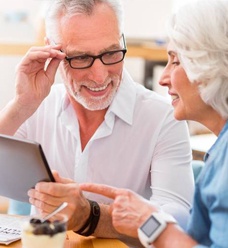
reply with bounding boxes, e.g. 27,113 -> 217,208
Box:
138,212 -> 177,248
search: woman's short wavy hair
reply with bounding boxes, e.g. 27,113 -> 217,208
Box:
45,0 -> 124,43
167,0 -> 228,119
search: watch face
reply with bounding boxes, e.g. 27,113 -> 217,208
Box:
141,215 -> 161,237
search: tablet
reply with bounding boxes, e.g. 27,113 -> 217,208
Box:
0,134 -> 55,202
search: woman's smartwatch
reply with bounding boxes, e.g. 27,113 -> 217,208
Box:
137,211 -> 177,248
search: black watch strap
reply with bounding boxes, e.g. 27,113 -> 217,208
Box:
75,200 -> 100,236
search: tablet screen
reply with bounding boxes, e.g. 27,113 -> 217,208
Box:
0,134 -> 55,202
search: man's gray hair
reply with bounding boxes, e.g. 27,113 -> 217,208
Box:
45,0 -> 124,42
167,0 -> 228,118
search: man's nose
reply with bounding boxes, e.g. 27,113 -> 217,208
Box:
88,58 -> 109,84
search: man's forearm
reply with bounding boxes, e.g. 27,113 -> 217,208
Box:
93,204 -> 118,238
94,204 -> 143,247
0,100 -> 27,135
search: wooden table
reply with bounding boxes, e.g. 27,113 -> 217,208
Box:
0,230 -> 128,248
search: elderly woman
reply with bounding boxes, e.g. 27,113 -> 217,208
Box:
80,0 -> 228,247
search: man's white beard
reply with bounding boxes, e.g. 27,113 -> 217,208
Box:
66,76 -> 120,111
70,88 -> 116,111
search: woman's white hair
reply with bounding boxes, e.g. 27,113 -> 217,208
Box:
167,0 -> 228,119
44,0 -> 124,42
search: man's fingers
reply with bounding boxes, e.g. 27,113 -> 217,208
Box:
45,58 -> 62,83
80,183 -> 120,199
17,46 -> 65,70
52,170 -> 74,184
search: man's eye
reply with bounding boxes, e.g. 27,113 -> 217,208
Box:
105,51 -> 119,56
73,55 -> 90,61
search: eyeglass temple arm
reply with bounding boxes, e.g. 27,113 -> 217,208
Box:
122,33 -> 127,50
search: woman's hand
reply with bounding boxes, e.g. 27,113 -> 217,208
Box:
80,183 -> 157,238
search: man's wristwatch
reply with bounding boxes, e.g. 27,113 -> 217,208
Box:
138,211 -> 177,248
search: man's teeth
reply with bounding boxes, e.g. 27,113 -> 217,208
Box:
171,95 -> 179,100
87,85 -> 108,92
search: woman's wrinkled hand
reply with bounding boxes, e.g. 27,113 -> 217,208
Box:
80,183 -> 157,238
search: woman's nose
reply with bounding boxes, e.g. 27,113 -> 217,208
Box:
159,65 -> 170,87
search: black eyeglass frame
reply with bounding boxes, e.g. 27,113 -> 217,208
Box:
64,34 -> 127,69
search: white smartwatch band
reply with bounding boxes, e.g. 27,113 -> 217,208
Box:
138,211 -> 177,248
155,211 -> 177,223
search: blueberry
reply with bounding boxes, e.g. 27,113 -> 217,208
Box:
33,223 -> 54,236
43,220 -> 51,224
54,224 -> 66,233
30,218 -> 41,225
30,218 -> 65,236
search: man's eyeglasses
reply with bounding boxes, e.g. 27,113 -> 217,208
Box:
64,34 -> 127,69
